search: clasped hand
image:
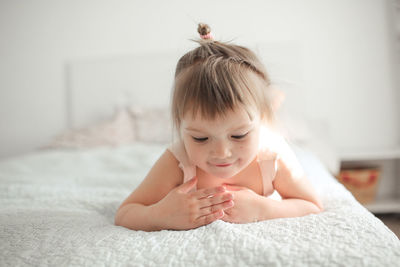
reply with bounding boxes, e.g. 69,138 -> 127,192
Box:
155,177 -> 263,230
155,176 -> 233,230
220,184 -> 262,224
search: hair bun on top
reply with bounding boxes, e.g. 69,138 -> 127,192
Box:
197,23 -> 213,40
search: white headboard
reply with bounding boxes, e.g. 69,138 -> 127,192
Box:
66,42 -> 306,129
66,52 -> 180,128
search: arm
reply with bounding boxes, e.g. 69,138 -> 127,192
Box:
114,149 -> 180,231
222,155 -> 323,223
114,149 -> 233,231
115,203 -> 162,231
256,197 -> 321,221
261,156 -> 323,219
260,131 -> 323,219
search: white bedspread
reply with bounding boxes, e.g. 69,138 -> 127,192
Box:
0,143 -> 399,266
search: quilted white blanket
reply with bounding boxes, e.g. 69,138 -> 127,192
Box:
0,143 -> 399,266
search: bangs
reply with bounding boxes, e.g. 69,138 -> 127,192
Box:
173,59 -> 269,126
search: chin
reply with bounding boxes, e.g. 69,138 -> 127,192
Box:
203,160 -> 247,179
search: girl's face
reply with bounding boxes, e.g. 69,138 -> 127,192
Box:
181,107 -> 261,179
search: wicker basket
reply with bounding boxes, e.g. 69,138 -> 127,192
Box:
337,167 -> 381,204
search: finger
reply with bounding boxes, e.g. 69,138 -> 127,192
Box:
220,215 -> 230,222
198,192 -> 233,208
198,200 -> 234,217
196,209 -> 224,226
193,185 -> 226,199
222,184 -> 246,191
178,176 -> 197,193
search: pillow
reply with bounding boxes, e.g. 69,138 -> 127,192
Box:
44,107 -> 136,149
129,107 -> 172,144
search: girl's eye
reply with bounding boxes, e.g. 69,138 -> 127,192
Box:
231,132 -> 249,140
192,136 -> 208,142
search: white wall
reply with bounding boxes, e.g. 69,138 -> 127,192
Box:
0,0 -> 398,158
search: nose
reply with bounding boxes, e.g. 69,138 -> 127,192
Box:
212,139 -> 232,159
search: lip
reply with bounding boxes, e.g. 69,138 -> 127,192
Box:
213,163 -> 233,167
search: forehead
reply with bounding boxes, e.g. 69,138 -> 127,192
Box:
182,107 -> 258,129
175,63 -> 267,124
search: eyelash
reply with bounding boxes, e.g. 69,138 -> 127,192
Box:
192,137 -> 208,142
231,132 -> 249,139
192,132 -> 249,143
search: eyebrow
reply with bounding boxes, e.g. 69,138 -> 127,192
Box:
184,123 -> 253,133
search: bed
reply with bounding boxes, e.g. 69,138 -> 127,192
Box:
1,142 -> 399,266
1,44 -> 399,266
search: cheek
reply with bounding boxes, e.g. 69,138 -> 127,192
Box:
184,140 -> 206,162
237,137 -> 259,157
240,142 -> 257,155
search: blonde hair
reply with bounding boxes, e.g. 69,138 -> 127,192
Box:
172,24 -> 274,133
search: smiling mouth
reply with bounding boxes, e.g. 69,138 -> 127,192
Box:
214,163 -> 233,167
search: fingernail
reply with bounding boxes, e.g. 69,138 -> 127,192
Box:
218,210 -> 224,217
216,186 -> 225,192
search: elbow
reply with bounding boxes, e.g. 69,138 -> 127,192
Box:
114,204 -> 127,227
307,204 -> 323,216
314,200 -> 324,213
318,203 -> 324,212
114,210 -> 122,226
306,194 -> 324,214
314,206 -> 323,214
302,197 -> 323,214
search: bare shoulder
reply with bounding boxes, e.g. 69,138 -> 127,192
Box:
119,149 -> 183,207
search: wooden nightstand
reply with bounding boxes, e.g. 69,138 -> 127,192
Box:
339,147 -> 400,213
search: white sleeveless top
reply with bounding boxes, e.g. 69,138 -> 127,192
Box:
168,142 -> 279,197
167,127 -> 304,197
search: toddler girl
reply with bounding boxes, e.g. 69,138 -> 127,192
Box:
115,24 -> 323,231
